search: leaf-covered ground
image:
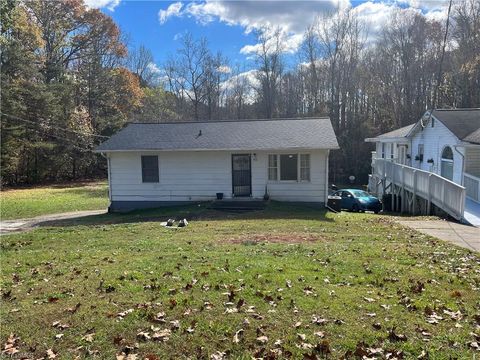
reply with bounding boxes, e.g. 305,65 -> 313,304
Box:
1,203 -> 479,359
0,182 -> 108,220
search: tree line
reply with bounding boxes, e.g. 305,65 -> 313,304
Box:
1,0 -> 479,186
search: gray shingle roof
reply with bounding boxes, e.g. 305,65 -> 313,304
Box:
95,118 -> 339,152
463,128 -> 480,144
375,124 -> 415,139
432,109 -> 480,144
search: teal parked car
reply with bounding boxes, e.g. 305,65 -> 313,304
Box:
332,189 -> 382,213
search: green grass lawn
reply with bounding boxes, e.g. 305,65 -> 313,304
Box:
1,203 -> 479,359
0,182 -> 109,220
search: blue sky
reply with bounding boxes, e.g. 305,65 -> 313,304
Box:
106,1 -> 258,67
88,0 -> 448,74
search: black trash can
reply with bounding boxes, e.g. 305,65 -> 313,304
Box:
216,192 -> 224,200
327,195 -> 342,212
382,194 -> 393,212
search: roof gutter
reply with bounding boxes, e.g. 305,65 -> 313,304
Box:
365,137 -> 409,143
93,146 -> 341,153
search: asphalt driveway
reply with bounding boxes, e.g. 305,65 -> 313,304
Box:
0,209 -> 107,235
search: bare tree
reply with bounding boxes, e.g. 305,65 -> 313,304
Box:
300,24 -> 321,114
128,45 -> 155,87
253,27 -> 284,119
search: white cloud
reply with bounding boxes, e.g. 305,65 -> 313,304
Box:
182,1 -> 350,34
221,69 -> 259,104
158,0 -> 451,56
159,2 -> 184,25
240,31 -> 304,55
424,6 -> 449,22
395,0 -> 449,23
173,32 -> 184,41
398,0 -> 448,11
159,0 -> 349,54
84,0 -> 120,11
217,65 -> 232,74
147,62 -> 162,74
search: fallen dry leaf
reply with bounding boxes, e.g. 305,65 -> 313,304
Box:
2,333 -> 19,355
233,329 -> 244,344
82,333 -> 95,343
210,351 -> 226,360
152,329 -> 171,342
47,348 -> 57,359
256,335 -> 268,344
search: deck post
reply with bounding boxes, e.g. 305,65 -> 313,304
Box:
441,178 -> 446,214
427,174 -> 432,215
401,166 -> 405,213
392,164 -> 396,212
412,170 -> 417,215
382,160 -> 386,194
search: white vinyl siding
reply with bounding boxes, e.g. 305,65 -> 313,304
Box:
108,149 -> 328,203
410,117 -> 465,184
465,147 -> 480,178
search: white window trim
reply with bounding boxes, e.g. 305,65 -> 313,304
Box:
267,153 -> 311,183
267,154 -> 278,181
299,154 -> 311,182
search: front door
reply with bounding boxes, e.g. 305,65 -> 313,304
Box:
232,154 -> 251,197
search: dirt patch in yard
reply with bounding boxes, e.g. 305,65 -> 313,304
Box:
227,232 -> 325,244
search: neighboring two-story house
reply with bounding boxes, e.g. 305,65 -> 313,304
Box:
366,108 -> 480,225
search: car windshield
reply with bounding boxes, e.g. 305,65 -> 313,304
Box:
351,190 -> 370,197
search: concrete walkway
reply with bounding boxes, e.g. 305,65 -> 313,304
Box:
0,209 -> 107,235
464,198 -> 480,227
397,219 -> 480,252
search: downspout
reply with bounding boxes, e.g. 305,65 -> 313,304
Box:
325,149 -> 330,207
101,153 -> 113,208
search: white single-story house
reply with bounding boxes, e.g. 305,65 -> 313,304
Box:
95,118 -> 339,211
365,108 -> 480,225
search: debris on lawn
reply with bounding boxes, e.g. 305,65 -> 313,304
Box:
2,334 -> 19,355
161,218 -> 189,229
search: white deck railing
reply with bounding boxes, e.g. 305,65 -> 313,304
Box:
464,173 -> 480,203
373,158 -> 466,220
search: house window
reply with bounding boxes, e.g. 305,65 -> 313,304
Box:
441,146 -> 454,181
417,144 -> 424,162
280,154 -> 298,180
268,154 -> 311,182
268,154 -> 278,181
300,154 -> 310,181
141,155 -> 159,183
390,144 -> 394,159
381,143 -> 385,159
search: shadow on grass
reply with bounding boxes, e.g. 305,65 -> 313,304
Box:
38,201 -> 335,228
64,186 -> 109,199
1,180 -> 107,192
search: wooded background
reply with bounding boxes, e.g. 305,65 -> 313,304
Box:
1,0 -> 479,186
